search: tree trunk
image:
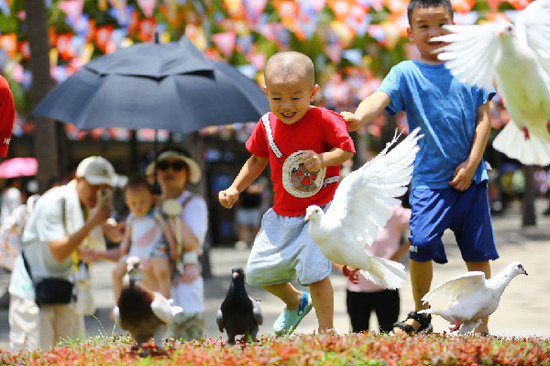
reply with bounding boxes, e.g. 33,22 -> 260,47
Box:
25,0 -> 59,192
522,165 -> 536,227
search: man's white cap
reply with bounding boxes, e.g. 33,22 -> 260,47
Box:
75,156 -> 116,186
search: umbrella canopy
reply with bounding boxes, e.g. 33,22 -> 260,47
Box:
0,157 -> 38,178
31,36 -> 269,135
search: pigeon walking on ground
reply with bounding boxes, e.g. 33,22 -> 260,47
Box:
431,0 -> 550,165
217,267 -> 263,344
419,261 -> 528,334
306,128 -> 422,290
113,256 -> 182,351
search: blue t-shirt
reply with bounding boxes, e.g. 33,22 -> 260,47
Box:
379,60 -> 495,189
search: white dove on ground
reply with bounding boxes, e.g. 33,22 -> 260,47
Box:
113,256 -> 183,352
305,128 -> 422,290
431,0 -> 550,166
419,261 -> 528,334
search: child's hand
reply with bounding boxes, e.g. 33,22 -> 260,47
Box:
300,150 -> 323,171
218,187 -> 239,209
449,161 -> 475,191
341,111 -> 362,132
79,248 -> 100,263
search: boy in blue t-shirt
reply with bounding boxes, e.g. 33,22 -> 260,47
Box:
343,0 -> 499,335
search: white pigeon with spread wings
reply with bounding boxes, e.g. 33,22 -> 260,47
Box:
431,0 -> 550,166
306,128 -> 422,290
419,261 -> 528,334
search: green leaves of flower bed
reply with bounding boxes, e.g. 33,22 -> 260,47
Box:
1,332 -> 549,365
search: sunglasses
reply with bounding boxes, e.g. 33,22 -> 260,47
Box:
157,161 -> 186,172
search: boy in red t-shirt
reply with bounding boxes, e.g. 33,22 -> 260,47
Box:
219,51 -> 355,336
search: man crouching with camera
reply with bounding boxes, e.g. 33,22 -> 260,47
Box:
8,156 -> 122,351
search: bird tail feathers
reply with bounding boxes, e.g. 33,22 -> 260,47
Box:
360,257 -> 407,290
417,308 -> 435,315
493,122 -> 550,166
171,305 -> 184,316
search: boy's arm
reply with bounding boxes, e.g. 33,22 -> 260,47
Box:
299,148 -> 354,172
342,91 -> 391,132
449,102 -> 491,191
390,240 -> 411,262
219,155 -> 268,209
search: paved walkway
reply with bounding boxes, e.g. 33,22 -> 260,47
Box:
1,199 -> 549,350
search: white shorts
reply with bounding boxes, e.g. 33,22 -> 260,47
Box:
9,294 -> 84,351
245,208 -> 331,286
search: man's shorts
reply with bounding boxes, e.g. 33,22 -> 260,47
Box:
9,294 -> 84,351
246,208 -> 332,287
408,183 -> 499,264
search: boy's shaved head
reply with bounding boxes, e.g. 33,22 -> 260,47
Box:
407,0 -> 453,24
264,51 -> 315,87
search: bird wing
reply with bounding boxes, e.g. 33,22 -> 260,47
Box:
421,271 -> 486,304
432,24 -> 501,89
216,308 -> 225,332
515,0 -> 550,85
113,306 -> 123,330
151,293 -> 175,324
251,297 -> 263,326
323,128 -> 421,249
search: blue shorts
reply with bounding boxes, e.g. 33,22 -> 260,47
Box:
408,184 -> 499,264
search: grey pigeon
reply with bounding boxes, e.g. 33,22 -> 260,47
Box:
306,128 -> 422,289
217,266 -> 263,344
432,0 -> 550,165
419,261 -> 528,334
113,256 -> 182,351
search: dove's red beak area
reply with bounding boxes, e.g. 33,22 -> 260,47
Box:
304,212 -> 311,221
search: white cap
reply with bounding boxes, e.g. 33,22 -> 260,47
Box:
75,156 -> 116,186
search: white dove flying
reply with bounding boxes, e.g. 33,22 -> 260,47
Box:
419,261 -> 528,334
431,0 -> 550,166
306,127 -> 422,290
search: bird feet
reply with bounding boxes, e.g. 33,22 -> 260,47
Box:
342,266 -> 360,284
449,321 -> 461,332
131,343 -> 167,357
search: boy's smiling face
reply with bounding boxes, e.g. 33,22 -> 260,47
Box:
407,5 -> 453,64
263,76 -> 319,125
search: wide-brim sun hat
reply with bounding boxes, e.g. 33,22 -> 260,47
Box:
75,156 -> 116,186
146,150 -> 202,184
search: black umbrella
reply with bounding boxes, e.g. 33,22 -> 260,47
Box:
31,36 -> 269,135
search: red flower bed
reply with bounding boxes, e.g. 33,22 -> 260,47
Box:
1,332 -> 549,365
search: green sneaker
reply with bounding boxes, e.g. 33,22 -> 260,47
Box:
273,291 -> 313,336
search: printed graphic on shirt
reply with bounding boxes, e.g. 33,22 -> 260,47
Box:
282,150 -> 326,198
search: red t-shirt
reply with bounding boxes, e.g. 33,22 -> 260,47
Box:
0,75 -> 15,157
246,107 -> 355,216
